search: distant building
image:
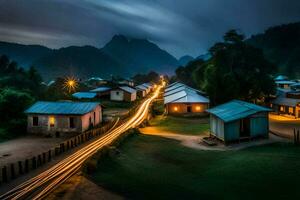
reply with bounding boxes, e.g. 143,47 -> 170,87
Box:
274,75 -> 288,82
136,84 -> 148,98
72,92 -> 97,99
25,101 -> 102,137
271,97 -> 300,118
207,100 -> 271,144
110,86 -> 137,102
275,80 -> 297,89
163,83 -> 209,115
90,86 -> 112,98
118,79 -> 135,87
86,77 -> 108,87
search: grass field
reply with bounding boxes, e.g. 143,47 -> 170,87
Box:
90,134 -> 300,200
149,115 -> 209,135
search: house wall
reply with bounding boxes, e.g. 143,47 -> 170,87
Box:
27,105 -> 102,136
224,121 -> 240,141
110,90 -> 124,101
210,115 -> 225,140
123,91 -> 136,102
167,103 -> 209,114
250,112 -> 269,138
210,112 -> 269,143
137,90 -> 146,98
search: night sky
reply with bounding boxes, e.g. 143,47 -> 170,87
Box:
0,0 -> 300,58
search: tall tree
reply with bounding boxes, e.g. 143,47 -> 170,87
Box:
194,30 -> 276,105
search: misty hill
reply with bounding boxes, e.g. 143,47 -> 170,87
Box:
102,35 -> 179,75
0,41 -> 52,67
178,55 -> 194,66
0,35 -> 179,80
247,22 -> 300,78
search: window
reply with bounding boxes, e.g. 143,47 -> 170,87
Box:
32,116 -> 39,126
280,106 -> 284,112
174,106 -> 178,111
49,116 -> 55,127
289,107 -> 294,114
196,106 -> 201,111
69,117 -> 75,128
116,91 -> 120,95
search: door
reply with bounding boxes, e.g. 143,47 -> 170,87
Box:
187,105 -> 192,113
240,118 -> 250,137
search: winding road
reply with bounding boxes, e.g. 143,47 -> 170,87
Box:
0,86 -> 161,200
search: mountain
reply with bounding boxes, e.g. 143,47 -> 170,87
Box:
196,53 -> 211,61
102,35 -> 179,75
247,22 -> 300,78
0,35 -> 179,80
0,41 -> 52,67
178,55 -> 194,66
32,46 -> 122,79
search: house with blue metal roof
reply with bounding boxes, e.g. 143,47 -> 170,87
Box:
25,101 -> 102,137
110,86 -> 137,102
90,86 -> 112,98
163,83 -> 210,115
206,100 -> 271,143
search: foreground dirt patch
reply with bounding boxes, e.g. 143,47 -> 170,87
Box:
139,127 -> 288,151
0,136 -> 65,165
46,173 -> 123,200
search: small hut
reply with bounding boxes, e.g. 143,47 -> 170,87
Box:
207,100 -> 271,143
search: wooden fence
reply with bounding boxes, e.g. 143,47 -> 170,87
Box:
0,119 -> 118,185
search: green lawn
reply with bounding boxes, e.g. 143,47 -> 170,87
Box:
90,134 -> 300,200
149,115 -> 209,135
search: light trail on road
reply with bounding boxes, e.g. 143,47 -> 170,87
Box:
0,86 -> 162,200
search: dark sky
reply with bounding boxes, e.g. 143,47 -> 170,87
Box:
0,0 -> 300,58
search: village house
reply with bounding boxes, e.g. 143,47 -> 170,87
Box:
207,100 -> 271,144
164,87 -> 209,115
25,101 -> 102,137
90,86 -> 112,98
136,84 -> 148,98
86,77 -> 108,87
110,86 -> 137,102
118,78 -> 135,87
271,97 -> 300,118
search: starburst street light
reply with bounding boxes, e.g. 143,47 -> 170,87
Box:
63,77 -> 78,93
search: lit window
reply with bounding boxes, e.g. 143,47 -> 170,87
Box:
196,106 -> 201,111
174,106 -> 178,111
280,106 -> 284,112
49,116 -> 55,127
289,107 -> 294,114
270,103 -> 273,108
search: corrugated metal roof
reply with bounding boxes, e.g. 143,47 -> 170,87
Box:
206,100 -> 271,123
119,86 -> 136,94
272,97 -> 300,107
72,92 -> 97,99
142,83 -> 151,89
90,86 -> 111,93
164,90 -> 209,104
275,80 -> 297,85
274,75 -> 288,81
25,101 -> 100,115
164,85 -> 204,97
165,83 -> 185,92
88,77 -> 104,81
136,85 -> 148,91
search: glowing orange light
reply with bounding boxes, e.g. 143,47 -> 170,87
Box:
196,106 -> 201,111
63,77 -> 78,93
49,116 -> 55,127
174,106 -> 178,111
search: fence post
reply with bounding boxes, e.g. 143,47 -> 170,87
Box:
18,161 -> 23,175
42,152 -> 46,164
2,166 -> 8,183
48,150 -> 52,162
32,157 -> 37,169
10,163 -> 15,179
25,159 -> 29,173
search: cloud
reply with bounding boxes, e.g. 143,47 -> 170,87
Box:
0,0 -> 300,57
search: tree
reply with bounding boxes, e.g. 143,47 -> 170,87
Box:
194,30 -> 276,105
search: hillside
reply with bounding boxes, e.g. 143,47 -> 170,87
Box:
0,41 -> 52,67
0,35 -> 179,80
102,35 -> 179,75
247,22 -> 300,78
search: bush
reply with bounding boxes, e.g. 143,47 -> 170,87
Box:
151,100 -> 164,116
